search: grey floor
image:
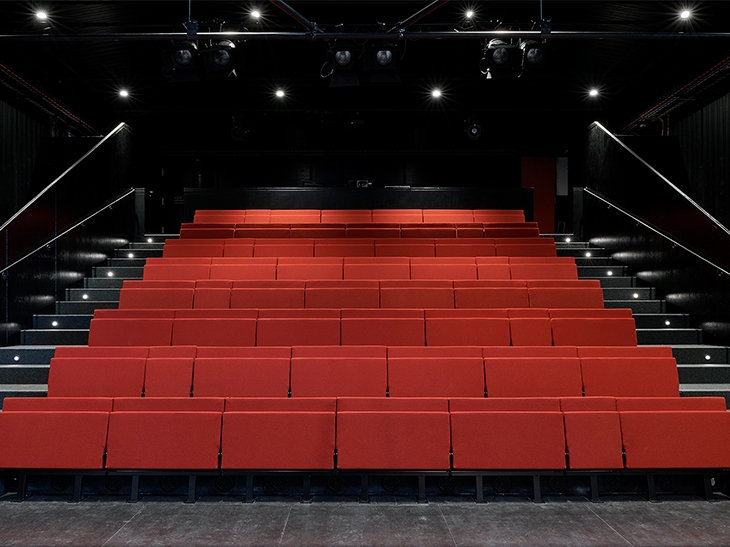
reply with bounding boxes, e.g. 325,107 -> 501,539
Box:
2,496 -> 730,547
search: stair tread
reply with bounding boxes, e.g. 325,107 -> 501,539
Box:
0,384 -> 48,391
680,383 -> 730,390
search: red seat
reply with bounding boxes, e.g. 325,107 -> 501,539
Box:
551,318 -> 637,346
144,357 -> 194,397
314,241 -> 375,257
562,397 -> 624,469
387,346 -> 483,358
511,263 -> 576,280
88,318 -> 174,346
143,264 -> 211,281
256,309 -> 341,346
221,398 -> 336,470
454,283 -> 529,308
380,281 -> 454,308
375,242 -> 435,257
277,258 -> 343,281
372,210 -> 423,223
410,258 -> 477,280
106,411 -> 222,469
484,357 -> 583,397
425,315 -> 510,346
322,210 -> 372,223
114,397 -> 225,411
344,258 -> 410,280
528,287 -> 605,308
580,357 -> 680,397
1,397 -> 113,411
118,288 -> 195,309
171,318 -> 257,346
0,412 -> 110,469
401,225 -> 456,238
231,282 -> 305,308
47,357 -> 146,397
615,396 -> 726,411
290,353 -> 387,396
209,259 -> 277,281
435,242 -> 495,257
180,227 -> 235,239
53,346 -> 150,358
341,309 -> 425,346
163,244 -> 224,258
305,280 -> 380,308
482,346 -> 577,357
577,346 -> 672,357
336,398 -> 450,470
193,287 -> 231,308
387,357 -> 485,397
193,357 -> 290,397
510,317 -> 554,346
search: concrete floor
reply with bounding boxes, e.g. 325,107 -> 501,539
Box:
1,496 -> 730,547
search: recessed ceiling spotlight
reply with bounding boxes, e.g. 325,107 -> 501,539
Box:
431,89 -> 442,98
589,89 -> 599,97
275,89 -> 285,98
680,9 -> 691,19
35,10 -> 48,20
251,9 -> 261,19
119,89 -> 129,98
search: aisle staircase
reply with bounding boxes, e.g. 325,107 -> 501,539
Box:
1,234 -> 729,408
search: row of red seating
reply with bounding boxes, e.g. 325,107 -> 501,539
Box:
165,238 -> 553,257
2,396 -> 728,471
143,259 -> 573,281
119,280 -> 603,309
87,308 -> 637,347
45,349 -> 680,399
192,208 -> 526,224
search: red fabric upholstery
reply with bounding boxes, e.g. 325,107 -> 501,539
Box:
484,357 -> 583,397
510,263 -> 576,280
620,411 -> 730,468
119,288 -> 195,309
163,244 -> 224,258
114,397 -> 225,411
1,397 -> 113,411
196,347 -> 291,358
387,357 -> 485,397
410,259 -> 477,280
88,318 -> 174,346
559,397 -> 616,411
380,281 -> 454,308
255,244 -> 314,258
209,261 -> 277,281
277,260 -> 344,281
450,397 -> 561,412
193,357 -> 290,397
510,317 -> 554,346
144,357 -> 194,397
322,210 -> 372,223
346,226 -> 401,238
401,225 -> 456,238
94,309 -> 174,319
315,242 -> 375,257
373,210 -> 423,222
482,346 -> 577,357
292,227 -> 346,238
231,286 -> 305,308
172,318 -> 256,346
344,258 -> 410,280
341,309 -> 425,346
291,356 -> 387,397
237,227 -> 290,238
551,318 -> 637,346
576,346 -> 672,357
563,411 -> 624,469
435,243 -> 495,257
387,346 -> 483,358
375,243 -> 435,257
580,357 -> 679,397
528,287 -> 605,308
305,281 -> 380,308
615,397 -> 727,411
193,288 -> 231,308
425,317 -> 510,346
454,286 -> 529,308
450,411 -> 566,469
0,412 -> 109,469
144,264 -> 211,281
549,308 -> 631,318
53,346 -> 149,358
148,345 -> 197,357
476,264 -> 513,280
106,411 -> 222,469
256,316 -> 341,346
47,357 -> 146,397
337,397 -> 448,412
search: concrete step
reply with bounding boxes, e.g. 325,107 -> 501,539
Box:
605,299 -> 666,314
113,248 -> 162,259
637,328 -> 702,345
0,346 -> 58,365
0,364 -> 49,384
56,300 -> 118,314
84,277 -> 125,289
33,314 -> 93,329
0,386 -> 47,410
573,257 -> 615,267
578,265 -> 629,277
21,329 -> 89,345
105,258 -> 150,268
679,385 -> 730,408
91,266 -> 143,279
602,287 -> 655,301
593,276 -> 636,288
671,345 -> 729,365
129,242 -> 166,250
678,364 -> 730,384
558,248 -> 610,258
66,287 -> 121,302
633,313 -> 689,329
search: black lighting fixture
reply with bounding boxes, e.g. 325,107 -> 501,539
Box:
162,41 -> 200,82
200,40 -> 239,79
483,39 -> 520,79
466,122 -> 482,141
327,44 -> 360,87
363,43 -> 400,83
519,40 -> 548,78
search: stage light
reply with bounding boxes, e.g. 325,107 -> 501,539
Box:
200,40 -> 238,79
119,89 -> 129,98
251,9 -> 261,19
466,123 -> 481,141
680,9 -> 691,19
589,88 -> 599,97
431,89 -> 442,98
275,89 -> 285,98
365,44 -> 400,83
162,41 -> 200,82
465,10 -> 474,19
328,44 -> 360,87
484,39 -> 519,79
35,10 -> 48,20
519,40 -> 547,78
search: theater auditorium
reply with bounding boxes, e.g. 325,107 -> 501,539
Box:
2,1 -> 730,545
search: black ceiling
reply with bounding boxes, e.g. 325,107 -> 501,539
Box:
2,1 -> 730,154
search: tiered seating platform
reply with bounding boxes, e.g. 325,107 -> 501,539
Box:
1,209 -> 728,503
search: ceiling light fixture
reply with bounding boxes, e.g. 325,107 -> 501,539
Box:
327,44 -> 360,87
483,39 -> 520,79
251,9 -> 262,19
465,10 -> 475,19
680,9 -> 691,19
589,88 -> 599,97
431,89 -> 442,98
35,10 -> 48,20
200,40 -> 238,79
119,89 -> 129,98
275,89 -> 285,98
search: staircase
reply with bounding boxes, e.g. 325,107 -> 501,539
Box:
0,238 -> 165,407
1,234 -> 728,409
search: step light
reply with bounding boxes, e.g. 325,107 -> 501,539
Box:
82,294 -> 89,300
607,271 -> 613,276
564,237 -> 571,243
705,354 -> 712,361
147,238 -> 154,243
13,355 -> 19,362
632,293 -> 640,299
107,272 -> 114,277
128,253 -> 135,258
585,252 -> 592,257
665,320 -> 671,326
51,321 -> 58,327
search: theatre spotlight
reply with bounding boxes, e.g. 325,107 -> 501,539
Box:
162,41 -> 200,82
364,44 -> 400,83
519,40 -> 548,78
466,123 -> 482,141
327,44 -> 360,87
200,40 -> 238,79
483,39 -> 519,79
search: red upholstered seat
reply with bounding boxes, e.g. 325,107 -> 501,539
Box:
528,287 -> 605,308
620,411 -> 730,469
180,227 -> 235,239
510,263 -> 576,280
336,397 -> 451,470
615,396 -> 726,411
47,357 -> 146,397
576,346 -> 671,357
484,357 -> 583,397
322,210 -> 372,223
291,355 -> 387,397
256,310 -> 341,345
380,281 -> 454,308
106,411 -> 222,469
209,260 -> 277,281
231,283 -> 305,308
454,285 -> 529,308
344,258 -> 410,280
143,264 -> 211,281
510,317 -> 554,346
482,346 -> 577,357
305,280 -> 380,308
551,318 -> 637,346
387,357 -> 485,397
0,412 -> 110,469
237,227 -> 290,238
476,264 -> 513,280
163,244 -> 224,257
144,357 -> 194,397
435,242 -> 495,257
375,242 -> 435,257
346,226 -> 401,238
53,346 -> 150,358
314,241 -> 375,257
171,318 -> 257,346
563,410 -> 624,469
372,209 -> 423,223
387,346 -> 483,358
401,225 -> 456,238
410,258 -> 477,280
1,397 -> 113,411
114,397 -> 225,411
425,316 -> 510,346
341,309 -> 425,346
277,258 -> 344,280
196,347 -> 291,358
118,288 -> 195,309
193,287 -> 232,308
292,226 -> 346,238
221,398 -> 336,470
580,357 -> 680,397
193,357 -> 290,397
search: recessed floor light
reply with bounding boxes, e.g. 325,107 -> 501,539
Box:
632,293 -> 640,299
14,355 -> 20,362
128,253 -> 135,258
82,294 -> 89,300
52,321 -> 58,327
585,252 -> 592,257
607,271 -> 613,276
705,354 -> 712,361
147,238 -> 154,243
564,237 -> 571,243
664,320 -> 671,326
